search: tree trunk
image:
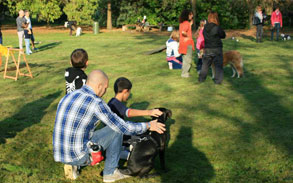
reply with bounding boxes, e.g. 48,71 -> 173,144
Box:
107,1 -> 112,30
191,0 -> 196,29
246,0 -> 255,29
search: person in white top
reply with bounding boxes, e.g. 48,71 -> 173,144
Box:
166,30 -> 182,69
24,10 -> 37,50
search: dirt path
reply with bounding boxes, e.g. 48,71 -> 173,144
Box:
1,25 -> 292,37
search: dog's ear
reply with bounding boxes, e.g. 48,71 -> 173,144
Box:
166,109 -> 172,119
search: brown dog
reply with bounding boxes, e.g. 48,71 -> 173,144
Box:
212,50 -> 244,78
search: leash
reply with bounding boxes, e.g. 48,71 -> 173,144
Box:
125,134 -> 159,149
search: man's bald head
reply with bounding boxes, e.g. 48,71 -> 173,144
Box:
87,70 -> 109,97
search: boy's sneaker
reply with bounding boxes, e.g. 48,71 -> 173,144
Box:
64,164 -> 79,180
103,169 -> 131,183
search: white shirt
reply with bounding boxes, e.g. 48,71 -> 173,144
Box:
25,17 -> 32,29
166,38 -> 180,57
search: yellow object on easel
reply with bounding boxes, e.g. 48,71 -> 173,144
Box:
2,47 -> 33,81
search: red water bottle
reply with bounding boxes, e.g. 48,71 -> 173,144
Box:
90,144 -> 104,166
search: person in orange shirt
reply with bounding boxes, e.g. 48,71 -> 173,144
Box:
179,9 -> 194,78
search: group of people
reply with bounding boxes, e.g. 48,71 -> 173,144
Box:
253,6 -> 283,42
54,49 -> 166,182
16,10 -> 37,55
166,10 -> 226,84
166,6 -> 284,84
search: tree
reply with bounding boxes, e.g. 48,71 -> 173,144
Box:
191,0 -> 196,29
107,0 -> 112,30
5,0 -> 62,24
63,0 -> 99,25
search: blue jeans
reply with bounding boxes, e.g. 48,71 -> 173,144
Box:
271,23 -> 280,41
196,49 -> 203,72
67,126 -> 123,175
25,39 -> 31,55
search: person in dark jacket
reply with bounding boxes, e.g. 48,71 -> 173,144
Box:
198,11 -> 226,84
253,6 -> 264,43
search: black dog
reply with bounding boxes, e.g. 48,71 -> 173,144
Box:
120,108 -> 172,177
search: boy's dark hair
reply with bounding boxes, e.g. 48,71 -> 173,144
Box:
70,49 -> 88,68
114,77 -> 132,94
179,9 -> 192,23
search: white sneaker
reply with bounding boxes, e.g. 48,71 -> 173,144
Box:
103,169 -> 131,183
64,164 -> 79,180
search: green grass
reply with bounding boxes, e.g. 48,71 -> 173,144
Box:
0,29 -> 293,183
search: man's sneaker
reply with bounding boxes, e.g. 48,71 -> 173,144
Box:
103,169 -> 131,183
64,164 -> 79,180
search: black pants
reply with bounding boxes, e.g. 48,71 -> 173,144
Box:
256,24 -> 263,42
198,48 -> 223,84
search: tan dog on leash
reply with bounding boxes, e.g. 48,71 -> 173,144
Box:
212,50 -> 244,78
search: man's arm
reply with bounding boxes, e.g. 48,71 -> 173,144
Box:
128,108 -> 162,117
95,100 -> 165,135
218,26 -> 226,39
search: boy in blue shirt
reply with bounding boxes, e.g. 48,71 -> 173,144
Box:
108,77 -> 162,159
108,77 -> 162,119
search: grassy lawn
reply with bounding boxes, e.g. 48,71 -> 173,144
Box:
0,28 -> 292,183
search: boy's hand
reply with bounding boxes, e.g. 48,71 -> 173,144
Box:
149,119 -> 166,134
149,109 -> 163,117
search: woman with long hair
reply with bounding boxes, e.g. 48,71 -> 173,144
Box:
178,9 -> 194,78
198,11 -> 226,84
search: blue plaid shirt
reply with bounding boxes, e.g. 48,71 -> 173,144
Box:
53,85 -> 147,163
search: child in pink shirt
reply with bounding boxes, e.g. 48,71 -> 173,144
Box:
195,20 -> 206,73
271,7 -> 283,41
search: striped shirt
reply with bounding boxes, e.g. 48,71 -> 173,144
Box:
53,85 -> 147,163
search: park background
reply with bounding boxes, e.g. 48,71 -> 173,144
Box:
0,0 -> 293,183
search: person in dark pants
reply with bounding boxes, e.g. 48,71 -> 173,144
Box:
253,6 -> 264,43
198,11 -> 226,84
271,7 -> 283,41
68,21 -> 77,36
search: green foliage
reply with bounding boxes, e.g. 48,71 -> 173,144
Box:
116,0 -> 190,26
63,0 -> 99,25
4,0 -> 62,24
196,0 -> 249,29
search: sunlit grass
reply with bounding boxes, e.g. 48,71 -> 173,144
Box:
0,29 -> 292,183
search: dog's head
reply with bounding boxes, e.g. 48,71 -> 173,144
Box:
151,108 -> 172,124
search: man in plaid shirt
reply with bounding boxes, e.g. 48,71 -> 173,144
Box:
53,70 -> 165,182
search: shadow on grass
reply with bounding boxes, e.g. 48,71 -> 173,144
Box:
0,62 -> 54,73
37,41 -> 62,52
0,91 -> 61,144
227,70 -> 293,156
161,126 -> 214,183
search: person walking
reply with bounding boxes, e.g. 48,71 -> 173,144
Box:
198,11 -> 226,84
271,7 -> 283,41
16,10 -> 26,50
178,9 -> 194,78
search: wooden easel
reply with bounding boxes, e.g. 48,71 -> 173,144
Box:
3,48 -> 33,81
